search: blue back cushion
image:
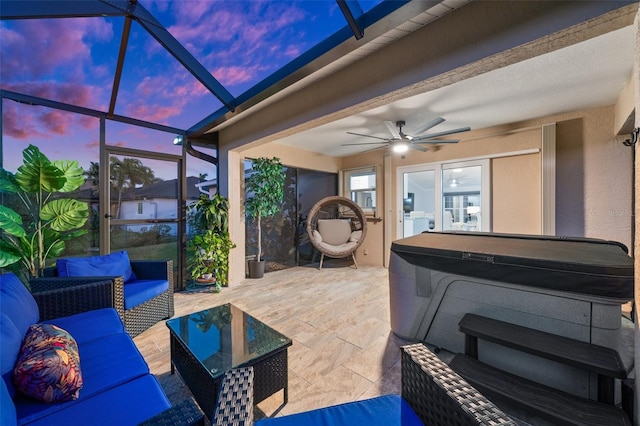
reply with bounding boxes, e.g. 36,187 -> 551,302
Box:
0,273 -> 39,335
1,314 -> 23,397
57,251 -> 136,283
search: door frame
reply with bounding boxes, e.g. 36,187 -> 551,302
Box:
101,144 -> 186,287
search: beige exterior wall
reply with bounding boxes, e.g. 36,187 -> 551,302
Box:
492,153 -> 542,234
342,150 -> 386,267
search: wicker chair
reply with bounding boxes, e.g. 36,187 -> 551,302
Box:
206,343 -> 516,425
33,260 -> 174,338
306,196 -> 367,269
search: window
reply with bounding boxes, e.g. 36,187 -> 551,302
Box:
344,166 -> 377,215
137,202 -> 144,215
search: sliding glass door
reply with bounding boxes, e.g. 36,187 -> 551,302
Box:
400,167 -> 439,238
397,159 -> 490,238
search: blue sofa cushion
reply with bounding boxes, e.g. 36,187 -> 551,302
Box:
255,394 -> 424,426
57,251 -> 137,283
43,308 -> 125,345
124,279 -> 169,310
0,314 -> 23,398
0,273 -> 39,336
0,378 -> 17,426
14,333 -> 149,424
25,374 -> 171,426
13,324 -> 83,403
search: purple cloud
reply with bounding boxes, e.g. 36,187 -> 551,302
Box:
0,18 -> 112,82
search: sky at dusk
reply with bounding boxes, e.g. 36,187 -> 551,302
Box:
1,0 -> 379,178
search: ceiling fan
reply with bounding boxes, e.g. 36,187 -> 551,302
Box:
343,117 -> 470,153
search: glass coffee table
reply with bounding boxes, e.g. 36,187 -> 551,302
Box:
166,303 -> 292,420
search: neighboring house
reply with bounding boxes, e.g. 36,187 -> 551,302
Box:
115,177 -> 203,235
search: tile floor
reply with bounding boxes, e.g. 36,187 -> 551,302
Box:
133,263 -> 410,420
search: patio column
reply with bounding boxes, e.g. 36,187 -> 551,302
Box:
218,146 -> 246,286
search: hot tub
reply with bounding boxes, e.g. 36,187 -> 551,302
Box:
389,231 -> 634,399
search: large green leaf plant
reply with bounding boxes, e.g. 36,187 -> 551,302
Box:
0,145 -> 89,279
187,193 -> 235,286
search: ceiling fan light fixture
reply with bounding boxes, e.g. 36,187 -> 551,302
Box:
392,142 -> 409,153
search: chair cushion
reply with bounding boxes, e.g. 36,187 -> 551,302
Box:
13,324 -> 83,402
0,273 -> 40,336
14,333 -> 149,424
317,219 -> 352,246
24,375 -> 171,426
0,378 -> 17,426
56,251 -> 137,283
124,279 -> 169,310
43,308 -> 125,345
349,230 -> 363,242
255,394 -> 424,426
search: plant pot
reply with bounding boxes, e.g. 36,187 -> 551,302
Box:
247,259 -> 265,279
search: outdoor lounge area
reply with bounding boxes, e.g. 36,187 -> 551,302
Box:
1,1 -> 640,425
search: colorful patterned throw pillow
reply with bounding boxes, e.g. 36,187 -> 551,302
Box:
12,324 -> 83,402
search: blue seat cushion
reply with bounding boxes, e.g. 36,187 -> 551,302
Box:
0,379 -> 17,426
56,250 -> 137,283
24,375 -> 171,426
14,333 -> 149,424
124,279 -> 169,310
43,308 -> 125,344
0,273 -> 39,336
255,394 -> 424,426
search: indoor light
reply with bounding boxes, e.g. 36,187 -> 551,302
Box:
392,142 -> 409,153
467,206 -> 480,214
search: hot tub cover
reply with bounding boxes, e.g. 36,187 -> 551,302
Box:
390,232 -> 633,299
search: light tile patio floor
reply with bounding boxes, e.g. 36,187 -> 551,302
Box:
133,263 -> 411,419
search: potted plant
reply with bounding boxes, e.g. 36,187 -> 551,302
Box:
245,157 -> 285,278
187,193 -> 235,288
0,145 -> 88,282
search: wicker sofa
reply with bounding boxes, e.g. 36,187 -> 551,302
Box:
0,272 -> 199,426
206,343 -> 517,425
37,252 -> 174,337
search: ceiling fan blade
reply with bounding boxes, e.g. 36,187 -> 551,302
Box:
413,139 -> 460,144
410,143 -> 429,152
412,126 -> 471,141
384,121 -> 401,139
412,117 -> 445,135
346,131 -> 390,141
341,142 -> 389,146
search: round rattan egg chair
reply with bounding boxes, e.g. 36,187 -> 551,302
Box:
306,196 -> 367,269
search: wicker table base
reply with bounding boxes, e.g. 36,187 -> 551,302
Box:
167,304 -> 291,421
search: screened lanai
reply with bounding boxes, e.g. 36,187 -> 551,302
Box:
0,0 -> 418,289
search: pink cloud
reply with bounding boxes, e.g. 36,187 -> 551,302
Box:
212,66 -> 256,86
2,81 -> 106,112
1,84 -> 101,140
126,103 -> 183,124
1,18 -> 112,82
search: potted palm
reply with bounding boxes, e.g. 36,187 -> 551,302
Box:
0,145 -> 88,282
245,157 -> 285,278
187,193 -> 235,288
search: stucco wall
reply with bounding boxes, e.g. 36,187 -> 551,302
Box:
492,153 -> 542,234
